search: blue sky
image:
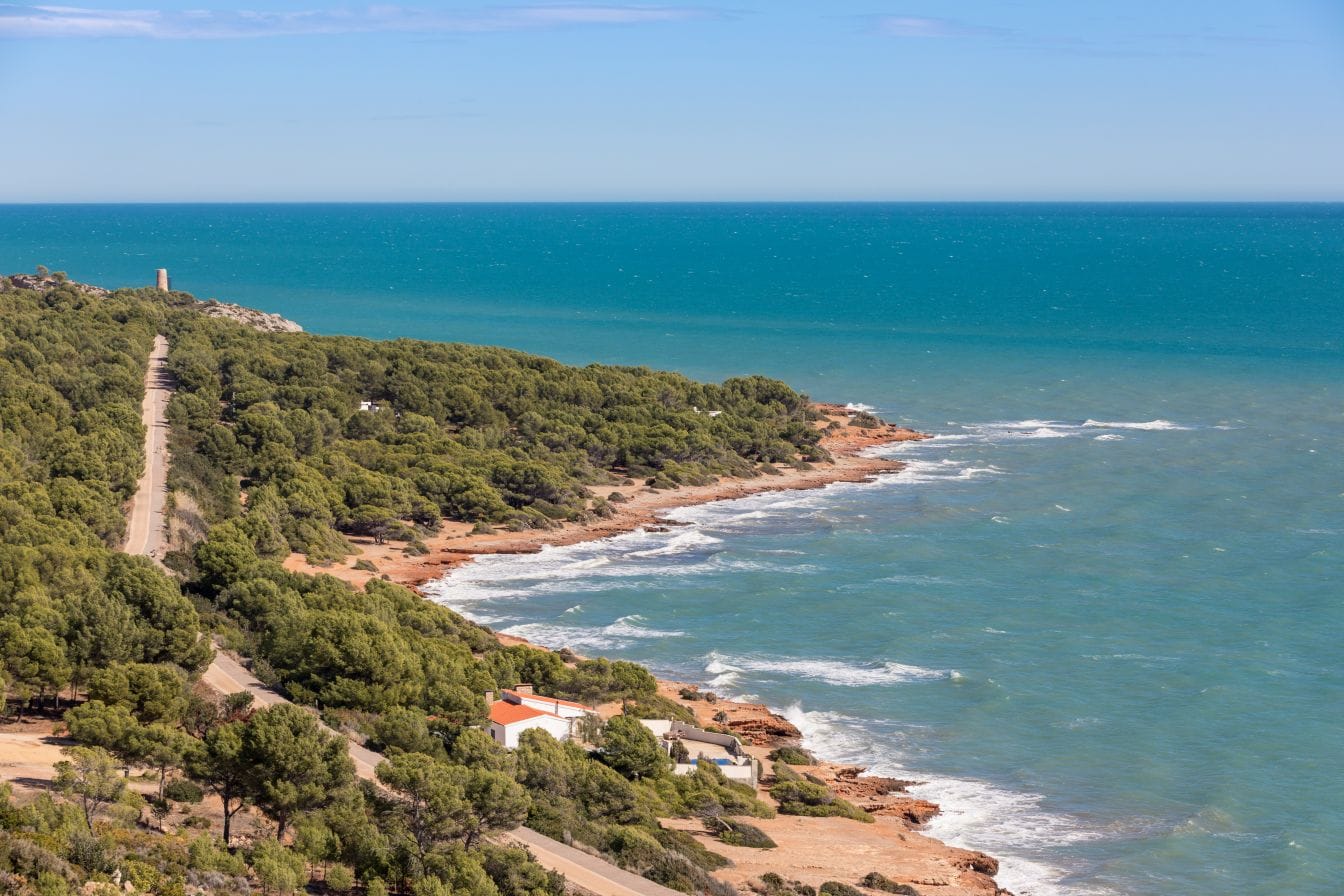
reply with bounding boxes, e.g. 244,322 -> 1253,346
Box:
1,1 -> 1342,200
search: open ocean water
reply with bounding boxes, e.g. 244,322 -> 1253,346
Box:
3,203 -> 1341,895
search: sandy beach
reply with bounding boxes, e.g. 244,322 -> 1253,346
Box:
284,406 -> 1009,896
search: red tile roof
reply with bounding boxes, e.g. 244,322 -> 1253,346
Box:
489,701 -> 552,726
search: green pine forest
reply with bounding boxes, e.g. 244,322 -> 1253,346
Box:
0,274 -> 848,896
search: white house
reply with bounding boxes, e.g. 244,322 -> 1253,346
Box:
487,700 -> 572,749
640,719 -> 758,785
486,686 -> 597,749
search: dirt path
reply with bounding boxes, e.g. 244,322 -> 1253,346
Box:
0,728 -> 73,792
123,334 -> 171,562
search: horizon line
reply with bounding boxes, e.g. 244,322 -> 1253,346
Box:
3,199 -> 1343,206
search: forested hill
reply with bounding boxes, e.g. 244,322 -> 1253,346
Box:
0,272 -> 822,896
163,283 -> 827,563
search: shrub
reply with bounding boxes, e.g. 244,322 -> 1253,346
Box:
849,412 -> 881,429
860,872 -> 919,895
622,694 -> 696,724
163,779 -> 204,805
249,839 -> 305,895
715,818 -> 776,849
767,746 -> 815,765
325,864 -> 356,893
645,827 -> 726,871
820,883 -> 865,896
352,558 -> 377,572
643,853 -> 736,896
769,780 -> 873,823
753,873 -> 816,896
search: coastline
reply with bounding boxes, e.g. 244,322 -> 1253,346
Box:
285,407 -> 1009,895
282,405 -> 928,591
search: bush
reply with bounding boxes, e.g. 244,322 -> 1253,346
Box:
767,746 -> 815,765
622,694 -> 696,725
820,884 -> 865,896
860,872 -> 919,895
163,779 -> 204,805
753,873 -> 816,896
849,412 -> 881,429
352,558 -> 377,572
714,818 -> 776,849
325,864 -> 356,893
249,839 -> 305,895
769,780 -> 873,823
653,827 -> 730,871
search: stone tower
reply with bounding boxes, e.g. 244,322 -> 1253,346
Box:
155,268 -> 169,292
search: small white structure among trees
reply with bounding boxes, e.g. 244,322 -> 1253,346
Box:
486,686 -> 596,749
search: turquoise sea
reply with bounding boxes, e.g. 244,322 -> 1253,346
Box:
3,204 -> 1341,896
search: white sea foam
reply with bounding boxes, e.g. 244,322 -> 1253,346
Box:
844,402 -> 876,413
504,613 -> 684,652
780,705 -> 1116,896
1092,434 -> 1124,441
705,652 -> 950,687
1082,419 -> 1190,430
897,418 -> 1196,449
562,557 -> 611,570
628,530 -> 723,558
703,654 -> 744,688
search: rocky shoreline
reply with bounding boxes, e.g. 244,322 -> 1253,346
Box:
4,268 -> 1003,893
286,414 -> 1010,896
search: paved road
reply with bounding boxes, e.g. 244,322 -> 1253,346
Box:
124,334 -> 171,562
123,335 -> 682,896
202,647 -> 680,896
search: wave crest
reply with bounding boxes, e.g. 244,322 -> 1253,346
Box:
707,653 -> 950,687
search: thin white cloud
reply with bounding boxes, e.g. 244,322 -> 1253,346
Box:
0,4 -> 717,39
874,15 -> 1007,39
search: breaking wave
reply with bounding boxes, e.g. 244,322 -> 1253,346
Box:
704,651 -> 951,687
781,705 -> 1116,896
1082,419 -> 1190,430
504,614 -> 684,653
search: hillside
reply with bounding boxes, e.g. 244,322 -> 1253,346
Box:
0,273 -> 850,896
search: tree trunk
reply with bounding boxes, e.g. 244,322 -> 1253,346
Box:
221,789 -> 235,846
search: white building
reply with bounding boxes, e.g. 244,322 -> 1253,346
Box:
486,686 -> 596,749
640,719 -> 758,785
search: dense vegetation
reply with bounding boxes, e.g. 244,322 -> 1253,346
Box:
0,274 -> 836,896
163,308 -> 824,561
0,279 -> 211,710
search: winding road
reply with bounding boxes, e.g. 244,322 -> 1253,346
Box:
125,334 -> 679,896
